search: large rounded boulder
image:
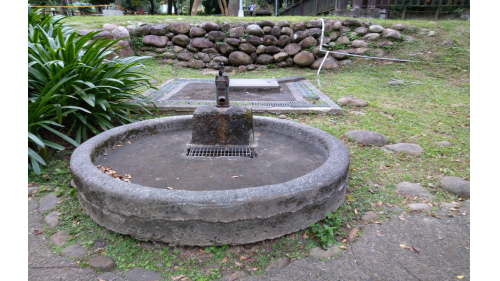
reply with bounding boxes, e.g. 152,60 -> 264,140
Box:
229,51 -> 253,66
246,24 -> 265,37
169,22 -> 190,34
293,51 -> 315,67
191,38 -> 214,49
256,54 -> 274,65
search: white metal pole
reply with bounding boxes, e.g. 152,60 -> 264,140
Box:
275,0 -> 277,16
238,0 -> 244,17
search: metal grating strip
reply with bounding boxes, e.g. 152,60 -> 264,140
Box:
292,81 -> 319,99
155,100 -> 329,107
187,147 -> 253,158
174,78 -> 214,83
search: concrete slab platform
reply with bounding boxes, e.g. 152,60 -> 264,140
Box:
140,78 -> 342,115
229,79 -> 279,91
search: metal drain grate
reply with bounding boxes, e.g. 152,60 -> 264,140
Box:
187,147 -> 253,158
292,81 -> 319,99
156,100 -> 329,107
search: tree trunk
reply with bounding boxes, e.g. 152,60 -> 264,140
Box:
217,0 -> 224,15
168,0 -> 172,15
149,0 -> 155,14
115,0 -> 122,9
59,0 -> 66,15
191,0 -> 201,15
174,0 -> 178,14
228,0 -> 238,16
221,0 -> 228,16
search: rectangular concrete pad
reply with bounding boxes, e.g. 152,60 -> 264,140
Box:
229,79 -> 279,90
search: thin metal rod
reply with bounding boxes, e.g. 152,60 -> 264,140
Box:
316,18 -> 421,77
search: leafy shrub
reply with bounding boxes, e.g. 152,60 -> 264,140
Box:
309,212 -> 342,248
28,8 -> 155,174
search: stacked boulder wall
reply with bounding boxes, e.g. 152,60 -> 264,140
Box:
98,19 -> 414,69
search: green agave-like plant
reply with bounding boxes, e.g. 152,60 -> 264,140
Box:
28,8 -> 156,174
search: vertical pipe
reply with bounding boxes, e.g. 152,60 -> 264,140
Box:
402,5 -> 406,19
435,6 -> 440,20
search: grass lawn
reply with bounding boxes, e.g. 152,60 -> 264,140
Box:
28,16 -> 469,281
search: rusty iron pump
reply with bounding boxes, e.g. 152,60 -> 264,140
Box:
215,62 -> 230,107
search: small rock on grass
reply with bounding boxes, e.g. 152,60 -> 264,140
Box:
124,268 -> 162,281
310,245 -> 342,259
337,97 -> 367,107
50,230 -> 67,247
361,211 -> 377,222
88,256 -> 116,272
39,194 -> 58,212
345,130 -> 388,146
44,211 -> 59,229
439,176 -> 470,198
435,141 -> 452,147
396,182 -> 435,200
93,238 -> 107,248
381,143 -> 424,156
28,187 -> 38,194
350,111 -> 365,115
348,228 -> 359,241
221,271 -> 249,281
265,257 -> 291,272
278,114 -> 287,119
408,203 -> 432,211
61,243 -> 88,258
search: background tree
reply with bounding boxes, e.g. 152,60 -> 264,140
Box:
190,0 -> 201,15
227,0 -> 238,16
202,0 -> 220,14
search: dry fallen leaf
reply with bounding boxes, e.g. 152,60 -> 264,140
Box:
199,249 -> 205,253
369,189 -> 377,194
400,244 -> 410,249
231,176 -> 239,178
34,229 -> 43,235
240,256 -> 250,261
376,230 -> 384,234
97,278 -> 106,281
399,214 -> 407,222
428,213 -> 441,219
171,275 -> 185,281
221,256 -> 228,263
251,268 -> 259,271
378,201 -> 383,206
235,261 -> 243,267
411,246 -> 420,253
345,195 -> 354,201
342,239 -> 347,244
457,276 -> 464,279
296,245 -> 305,249
374,221 -> 381,224
354,209 -> 358,215
339,245 -> 348,250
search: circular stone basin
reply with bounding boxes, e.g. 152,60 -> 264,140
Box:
70,116 -> 349,246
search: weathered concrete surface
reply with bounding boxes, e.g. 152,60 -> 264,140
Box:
70,116 -> 349,246
241,200 -> 470,280
190,105 -> 253,145
28,199 -> 125,281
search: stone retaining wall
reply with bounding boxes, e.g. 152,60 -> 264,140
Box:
79,19 -> 418,71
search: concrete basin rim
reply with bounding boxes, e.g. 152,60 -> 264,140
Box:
70,115 -> 349,204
